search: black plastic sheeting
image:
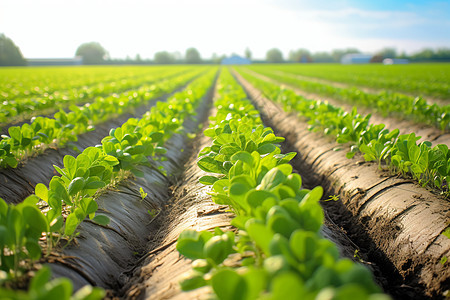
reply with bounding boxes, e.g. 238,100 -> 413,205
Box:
0,83 -> 195,204
48,74 -> 217,292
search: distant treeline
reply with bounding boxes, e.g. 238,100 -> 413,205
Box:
1,33 -> 450,66
100,47 -> 450,65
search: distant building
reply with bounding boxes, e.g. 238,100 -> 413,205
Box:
341,54 -> 373,64
221,55 -> 251,65
382,58 -> 409,65
27,57 -> 83,66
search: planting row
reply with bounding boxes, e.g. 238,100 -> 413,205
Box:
234,69 -> 450,298
252,64 -> 450,100
0,66 -> 188,102
236,69 -> 450,198
0,66 -> 199,126
241,67 -> 450,131
0,68 -> 207,168
176,68 -> 388,299
0,68 -> 218,298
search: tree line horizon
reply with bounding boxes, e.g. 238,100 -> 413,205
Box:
1,34 -> 450,66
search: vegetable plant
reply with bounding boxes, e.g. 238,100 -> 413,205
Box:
177,68 -> 389,299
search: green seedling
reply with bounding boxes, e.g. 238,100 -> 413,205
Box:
139,187 -> 148,201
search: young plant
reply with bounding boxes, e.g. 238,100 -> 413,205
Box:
0,197 -> 48,281
0,266 -> 105,300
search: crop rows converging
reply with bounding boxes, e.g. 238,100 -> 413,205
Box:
235,67 -> 450,198
0,65 -> 448,300
241,66 -> 450,131
0,66 -> 218,299
0,67 -> 208,168
248,63 -> 450,100
176,68 -> 388,299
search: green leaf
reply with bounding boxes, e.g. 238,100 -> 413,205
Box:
246,190 -> 276,211
231,151 -> 254,166
245,219 -> 273,255
199,175 -> 219,185
155,146 -> 167,154
23,205 -> 49,237
8,126 -> 21,141
25,240 -> 42,260
63,155 -> 77,179
64,213 -> 80,236
5,156 -> 18,168
84,180 -> 106,190
104,155 -> 119,166
42,278 -> 73,300
53,164 -> 68,178
242,268 -> 267,299
23,194 -> 40,206
211,269 -> 246,300
68,177 -> 85,196
220,145 -> 240,155
123,133 -> 138,145
257,143 -> 276,154
88,165 -> 106,176
204,128 -> 215,137
30,266 -> 52,292
269,271 -> 305,300
198,156 -> 223,173
258,167 -> 286,191
149,131 -> 164,143
284,173 -> 302,194
204,234 -> 234,264
289,230 -> 317,262
114,127 -> 123,141
301,186 -> 323,204
267,212 -> 298,239
176,230 -> 212,260
180,270 -> 207,291
0,197 -> 8,216
92,214 -> 110,225
35,183 -> 49,202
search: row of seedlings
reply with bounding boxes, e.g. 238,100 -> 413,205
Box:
0,66 -> 194,123
236,69 -> 450,198
176,68 -> 389,300
0,68 -> 207,168
244,67 -> 449,131
0,68 -> 218,298
262,64 -> 449,100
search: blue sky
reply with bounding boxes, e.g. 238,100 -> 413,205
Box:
0,0 -> 448,59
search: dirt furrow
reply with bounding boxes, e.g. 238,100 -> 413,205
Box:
233,69 -> 450,299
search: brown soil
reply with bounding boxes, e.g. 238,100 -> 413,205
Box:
233,69 -> 450,299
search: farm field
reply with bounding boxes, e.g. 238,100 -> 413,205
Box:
0,64 -> 449,300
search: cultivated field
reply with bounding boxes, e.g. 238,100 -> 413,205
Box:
0,64 -> 449,300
